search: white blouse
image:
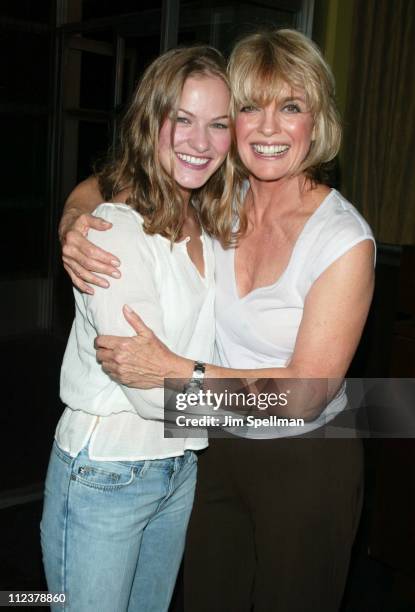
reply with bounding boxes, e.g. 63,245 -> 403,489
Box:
57,203 -> 214,460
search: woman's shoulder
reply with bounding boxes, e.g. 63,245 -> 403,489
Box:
88,203 -> 157,259
305,189 -> 376,281
92,202 -> 144,226
318,189 -> 374,242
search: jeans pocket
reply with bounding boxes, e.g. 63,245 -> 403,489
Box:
71,463 -> 138,492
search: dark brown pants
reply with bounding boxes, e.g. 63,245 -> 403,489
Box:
184,433 -> 363,612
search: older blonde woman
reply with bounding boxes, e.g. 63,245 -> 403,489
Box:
59,30 -> 375,612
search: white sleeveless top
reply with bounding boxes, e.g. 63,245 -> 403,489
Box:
213,189 -> 375,438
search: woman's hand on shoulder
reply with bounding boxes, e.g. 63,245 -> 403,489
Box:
61,209 -> 121,294
59,176 -> 129,294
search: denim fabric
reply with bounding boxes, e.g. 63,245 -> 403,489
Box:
40,442 -> 197,612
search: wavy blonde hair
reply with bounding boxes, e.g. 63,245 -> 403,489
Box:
97,46 -> 236,243
227,28 -> 342,241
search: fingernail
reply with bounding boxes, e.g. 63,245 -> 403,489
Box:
124,304 -> 133,313
111,259 -> 120,266
111,271 -> 121,278
100,281 -> 110,288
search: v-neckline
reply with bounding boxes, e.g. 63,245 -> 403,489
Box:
233,189 -> 335,301
156,228 -> 207,281
178,205 -> 206,280
184,233 -> 206,281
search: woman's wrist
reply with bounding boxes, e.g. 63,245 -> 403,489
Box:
58,206 -> 83,243
166,354 -> 194,381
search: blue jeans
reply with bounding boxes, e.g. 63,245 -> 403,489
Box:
40,442 -> 197,612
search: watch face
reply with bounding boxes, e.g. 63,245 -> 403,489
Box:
194,362 -> 206,376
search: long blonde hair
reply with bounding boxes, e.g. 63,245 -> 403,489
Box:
97,46 -> 235,243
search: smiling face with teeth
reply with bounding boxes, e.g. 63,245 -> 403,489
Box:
158,75 -> 231,201
235,83 -> 315,183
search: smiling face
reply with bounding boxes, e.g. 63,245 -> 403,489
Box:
158,75 -> 231,200
235,83 -> 315,182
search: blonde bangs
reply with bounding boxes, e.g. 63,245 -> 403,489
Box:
230,37 -> 324,119
228,28 -> 342,182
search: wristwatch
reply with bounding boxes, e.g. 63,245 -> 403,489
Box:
184,361 -> 206,393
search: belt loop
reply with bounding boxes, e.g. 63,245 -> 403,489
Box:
138,460 -> 150,478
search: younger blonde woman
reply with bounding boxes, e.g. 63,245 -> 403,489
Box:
41,46 -> 231,612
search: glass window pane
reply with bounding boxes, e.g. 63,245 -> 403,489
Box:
82,0 -> 162,20
179,0 -> 299,54
0,116 -> 48,277
77,120 -> 111,182
79,44 -> 114,111
121,34 -> 161,106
